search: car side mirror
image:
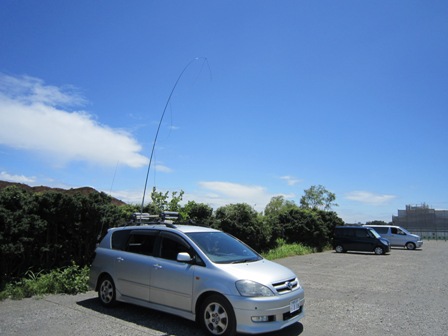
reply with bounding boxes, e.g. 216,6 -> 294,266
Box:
177,252 -> 192,263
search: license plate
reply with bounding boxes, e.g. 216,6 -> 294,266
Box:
290,298 -> 300,313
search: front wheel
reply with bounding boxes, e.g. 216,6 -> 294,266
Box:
98,275 -> 117,307
374,246 -> 384,255
200,294 -> 236,336
335,245 -> 345,253
405,242 -> 416,250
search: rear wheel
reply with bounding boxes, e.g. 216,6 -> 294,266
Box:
200,294 -> 236,336
374,246 -> 384,255
405,242 -> 416,250
98,275 -> 117,307
335,245 -> 345,253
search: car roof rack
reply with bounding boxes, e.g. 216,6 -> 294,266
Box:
160,211 -> 180,228
129,212 -> 159,224
127,211 -> 182,228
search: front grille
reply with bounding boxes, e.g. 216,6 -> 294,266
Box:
283,305 -> 303,320
272,277 -> 299,294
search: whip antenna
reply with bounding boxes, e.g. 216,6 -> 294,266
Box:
140,57 -> 208,217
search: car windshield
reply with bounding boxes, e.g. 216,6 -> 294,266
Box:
369,228 -> 381,238
186,232 -> 262,264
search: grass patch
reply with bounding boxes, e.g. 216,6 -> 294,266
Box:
0,263 -> 90,301
262,239 -> 314,260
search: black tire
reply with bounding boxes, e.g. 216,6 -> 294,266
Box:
374,246 -> 384,255
406,242 -> 416,250
98,275 -> 117,307
200,294 -> 236,336
335,245 -> 345,253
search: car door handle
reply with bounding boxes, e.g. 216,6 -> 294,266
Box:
117,257 -> 124,262
153,264 -> 162,269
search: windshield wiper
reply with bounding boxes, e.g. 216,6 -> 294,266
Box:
231,258 -> 257,264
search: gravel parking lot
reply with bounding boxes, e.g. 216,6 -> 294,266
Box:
1,240 -> 446,336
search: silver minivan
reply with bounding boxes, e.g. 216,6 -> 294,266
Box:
363,225 -> 423,250
89,222 -> 305,336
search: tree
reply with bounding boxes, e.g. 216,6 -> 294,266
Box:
215,203 -> 270,252
277,208 -> 343,251
264,196 -> 299,247
366,220 -> 390,226
182,201 -> 213,226
264,196 -> 297,217
143,187 -> 184,214
300,185 -> 337,211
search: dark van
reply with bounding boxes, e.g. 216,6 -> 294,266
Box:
333,226 -> 390,255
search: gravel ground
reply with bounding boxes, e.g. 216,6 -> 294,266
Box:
0,240 -> 446,336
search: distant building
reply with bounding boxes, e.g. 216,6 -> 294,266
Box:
392,204 -> 448,239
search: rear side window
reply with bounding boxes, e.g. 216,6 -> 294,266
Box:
111,230 -> 131,250
126,232 -> 157,256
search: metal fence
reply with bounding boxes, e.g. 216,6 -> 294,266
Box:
409,230 -> 448,241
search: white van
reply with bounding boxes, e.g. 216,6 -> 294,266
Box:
363,225 -> 423,250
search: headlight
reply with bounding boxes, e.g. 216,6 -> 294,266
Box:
235,280 -> 274,297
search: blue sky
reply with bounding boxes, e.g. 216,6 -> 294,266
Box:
1,1 -> 447,223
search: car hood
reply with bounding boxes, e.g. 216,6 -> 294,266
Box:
218,259 -> 297,285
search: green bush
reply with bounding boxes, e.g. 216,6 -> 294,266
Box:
215,203 -> 271,251
262,238 -> 314,260
0,186 -> 122,280
0,263 -> 89,300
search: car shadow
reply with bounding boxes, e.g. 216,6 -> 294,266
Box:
332,251 -> 388,256
390,247 -> 422,251
77,296 -> 304,336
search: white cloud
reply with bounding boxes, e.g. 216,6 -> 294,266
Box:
280,175 -> 302,186
0,171 -> 35,184
109,189 -> 143,205
195,181 -> 275,211
0,73 -> 86,107
0,74 -> 148,168
154,164 -> 173,173
200,181 -> 266,199
345,191 -> 396,205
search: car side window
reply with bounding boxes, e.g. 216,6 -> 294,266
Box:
345,229 -> 354,237
355,229 -> 369,238
391,227 -> 398,234
373,227 -> 388,234
112,230 -> 131,250
125,232 -> 157,256
159,234 -> 191,261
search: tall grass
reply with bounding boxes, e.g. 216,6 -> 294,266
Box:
262,238 -> 314,260
0,263 -> 89,300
